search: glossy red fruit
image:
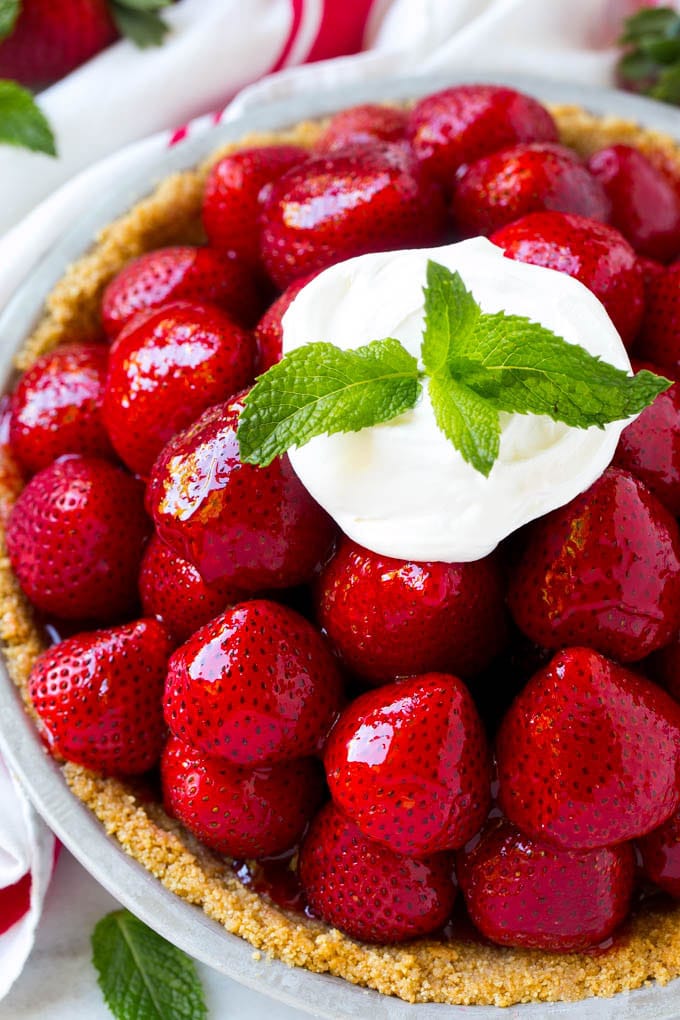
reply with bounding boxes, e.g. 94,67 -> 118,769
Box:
202,146 -> 308,263
325,673 -> 490,856
508,467 -> 680,662
614,360 -> 680,514
452,144 -> 609,238
647,634 -> 680,703
102,301 -> 255,477
316,538 -> 506,685
638,810 -> 680,897
29,618 -> 171,775
147,395 -> 336,590
315,104 -> 407,153
161,735 -> 325,858
638,255 -> 666,292
260,143 -> 446,289
299,802 -> 457,944
496,646 -> 680,849
164,599 -> 343,765
139,534 -> 240,646
9,342 -> 113,474
587,145 -> 680,263
490,211 -> 644,348
408,84 -> 558,186
254,271 -> 319,373
6,456 -> 150,621
457,819 -> 634,951
101,246 -> 261,339
636,263 -> 680,373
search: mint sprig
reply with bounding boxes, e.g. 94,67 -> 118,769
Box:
237,260 -> 671,477
0,80 -> 56,155
0,0 -> 20,41
617,7 -> 680,104
110,0 -> 172,48
91,909 -> 207,1020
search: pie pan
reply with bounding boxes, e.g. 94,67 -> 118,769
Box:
2,72 -> 680,1019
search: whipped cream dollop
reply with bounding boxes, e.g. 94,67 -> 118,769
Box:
282,238 -> 634,563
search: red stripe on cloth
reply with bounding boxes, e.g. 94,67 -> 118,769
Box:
0,873 -> 31,935
306,0 -> 377,62
270,0 -> 306,73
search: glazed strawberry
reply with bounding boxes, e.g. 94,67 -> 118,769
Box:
314,104 -> 407,153
325,674 -> 490,856
496,647 -> 680,849
9,342 -> 114,474
139,534 -> 240,646
614,360 -> 680,514
315,538 -> 506,685
490,212 -> 644,348
587,145 -> 680,263
254,271 -> 320,372
202,147 -> 308,263
29,618 -> 171,775
452,144 -> 610,238
0,398 -> 25,530
164,599 -> 343,765
638,810 -> 680,897
147,395 -> 336,590
259,143 -> 446,289
299,802 -> 457,944
161,735 -> 325,858
508,467 -> 680,662
638,255 -> 666,291
6,455 -> 150,621
407,84 -> 558,186
101,246 -> 261,339
102,301 -> 255,477
457,819 -> 634,951
636,263 -> 680,373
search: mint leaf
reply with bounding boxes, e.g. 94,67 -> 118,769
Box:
237,338 -> 421,466
92,909 -> 207,1020
0,81 -> 56,155
429,373 -> 500,477
110,0 -> 171,47
0,0 -> 20,41
421,260 -> 479,375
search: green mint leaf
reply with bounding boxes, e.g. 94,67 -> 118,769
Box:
421,260 -> 480,375
237,338 -> 421,466
653,64 -> 680,103
0,0 -> 20,41
92,909 -> 207,1020
619,8 -> 680,46
0,81 -> 56,155
428,373 -> 500,477
110,2 -> 170,47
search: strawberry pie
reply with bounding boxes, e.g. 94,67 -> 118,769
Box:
4,83 -> 680,1009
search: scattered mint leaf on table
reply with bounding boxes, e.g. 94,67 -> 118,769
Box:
91,909 -> 207,1020
0,80 -> 55,155
110,0 -> 172,48
0,0 -> 20,41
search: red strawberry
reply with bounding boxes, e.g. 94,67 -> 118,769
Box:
202,146 -> 308,263
139,534 -> 240,646
490,211 -> 644,348
314,104 -> 407,154
639,255 -> 666,292
259,143 -> 446,290
453,144 -> 609,238
101,246 -> 261,339
299,802 -> 457,944
102,301 -> 255,477
325,673 -> 490,856
638,809 -> 680,897
164,599 -> 343,765
508,467 -> 680,662
254,271 -> 320,373
147,395 -> 336,590
587,145 -> 680,263
9,342 -> 114,475
614,360 -> 680,514
636,263 -> 680,373
457,819 -> 634,951
29,618 -> 171,775
407,84 -> 558,186
315,538 -> 506,685
161,735 -> 325,858
647,634 -> 680,703
496,646 -> 680,849
7,455 -> 150,621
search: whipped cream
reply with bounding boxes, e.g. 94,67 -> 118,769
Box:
282,238 -> 634,563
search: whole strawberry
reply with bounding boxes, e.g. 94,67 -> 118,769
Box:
9,342 -> 114,475
496,646 -> 680,849
7,455 -> 150,621
164,600 -> 343,765
29,618 -> 172,775
147,395 -> 336,590
490,211 -> 645,348
161,735 -> 325,858
314,104 -> 407,154
299,802 -> 457,944
508,467 -> 680,662
457,819 -> 634,951
315,538 -> 506,685
407,84 -> 558,186
325,673 -> 490,856
636,263 -> 680,373
259,143 -> 446,289
254,271 -> 320,373
102,301 -> 255,477
638,809 -> 680,898
452,144 -> 610,238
